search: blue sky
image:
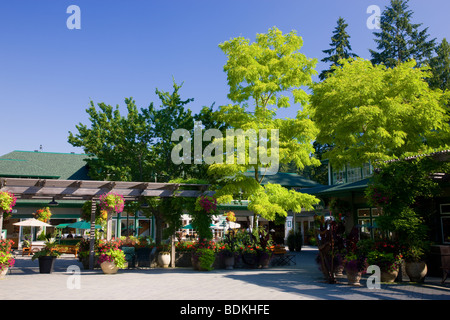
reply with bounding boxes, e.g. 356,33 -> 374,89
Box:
0,0 -> 449,156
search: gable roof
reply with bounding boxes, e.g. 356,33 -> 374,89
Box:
244,171 -> 324,188
300,178 -> 370,197
0,150 -> 91,180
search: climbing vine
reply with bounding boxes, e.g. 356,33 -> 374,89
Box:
365,156 -> 450,245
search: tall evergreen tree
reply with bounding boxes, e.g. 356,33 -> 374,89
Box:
428,38 -> 450,92
319,17 -> 357,81
370,0 -> 436,68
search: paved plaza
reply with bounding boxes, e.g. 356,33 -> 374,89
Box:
1,246 -> 450,301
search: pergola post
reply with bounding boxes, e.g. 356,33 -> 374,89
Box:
89,198 -> 97,270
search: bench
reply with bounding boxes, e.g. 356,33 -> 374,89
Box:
22,245 -> 43,256
270,246 -> 296,266
52,245 -> 79,257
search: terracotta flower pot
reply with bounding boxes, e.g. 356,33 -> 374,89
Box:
381,269 -> 398,283
101,261 -> 118,274
0,267 -> 8,279
405,261 -> 427,283
346,269 -> 362,286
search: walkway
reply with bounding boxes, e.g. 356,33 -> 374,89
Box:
2,246 -> 450,301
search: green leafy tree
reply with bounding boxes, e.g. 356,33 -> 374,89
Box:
370,0 -> 436,68
309,58 -> 450,170
68,97 -> 153,182
210,27 -> 320,227
319,17 -> 357,81
428,38 -> 450,92
68,81 -> 210,244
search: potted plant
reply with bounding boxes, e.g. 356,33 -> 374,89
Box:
191,240 -> 218,270
343,252 -> 368,286
0,191 -> 16,219
98,246 -> 126,274
367,250 -> 402,283
197,248 -> 216,271
77,238 -> 99,269
404,245 -> 428,283
32,241 -> 61,273
0,239 -> 15,279
219,243 -> 235,270
33,207 -> 52,223
158,244 -> 171,268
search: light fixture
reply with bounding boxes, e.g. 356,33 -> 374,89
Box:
49,197 -> 59,206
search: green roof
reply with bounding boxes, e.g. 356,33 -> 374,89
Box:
300,178 -> 369,197
0,150 -> 91,180
244,171 -> 324,188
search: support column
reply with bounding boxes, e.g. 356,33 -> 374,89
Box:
89,198 -> 96,270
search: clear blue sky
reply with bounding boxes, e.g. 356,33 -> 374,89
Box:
0,0 -> 449,156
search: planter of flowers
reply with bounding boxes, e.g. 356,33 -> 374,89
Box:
0,239 -> 15,279
33,207 -> 52,223
98,239 -> 126,274
32,241 -> 61,273
0,191 -> 16,218
218,244 -> 236,270
343,253 -> 368,286
404,245 -> 428,283
367,250 -> 402,283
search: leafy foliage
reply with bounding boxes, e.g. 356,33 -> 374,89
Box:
310,58 -> 449,169
370,0 -> 436,68
320,17 -> 358,80
211,27 -> 320,225
366,156 -> 450,247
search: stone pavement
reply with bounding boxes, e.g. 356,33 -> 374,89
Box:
1,246 -> 450,301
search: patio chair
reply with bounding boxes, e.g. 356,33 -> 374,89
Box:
121,246 -> 136,268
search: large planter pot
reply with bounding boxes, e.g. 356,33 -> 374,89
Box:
81,255 -> 99,270
175,252 -> 192,267
405,261 -> 427,283
158,253 -> 171,268
191,254 -> 200,270
136,247 -> 151,268
258,252 -> 272,269
223,256 -> 235,270
100,261 -> 118,274
346,269 -> 362,286
38,256 -> 56,274
381,269 -> 399,283
242,253 -> 258,268
334,264 -> 345,276
0,268 -> 8,280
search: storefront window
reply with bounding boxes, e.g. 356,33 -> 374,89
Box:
441,204 -> 450,244
357,208 -> 380,239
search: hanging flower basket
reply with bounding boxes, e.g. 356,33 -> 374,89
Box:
99,192 -> 125,214
33,207 -> 52,223
196,195 -> 217,214
0,191 -> 17,218
225,211 -> 236,222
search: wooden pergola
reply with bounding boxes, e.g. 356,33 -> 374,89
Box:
0,177 -> 209,269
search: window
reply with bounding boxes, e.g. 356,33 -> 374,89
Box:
332,168 -> 346,185
441,204 -> 450,244
357,208 -> 381,239
347,165 -> 362,183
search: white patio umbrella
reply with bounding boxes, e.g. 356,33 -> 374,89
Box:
13,218 -> 52,227
227,221 -> 241,229
13,218 -> 52,244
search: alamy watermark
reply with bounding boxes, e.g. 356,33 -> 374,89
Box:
171,121 -> 280,175
66,265 -> 81,289
367,5 -> 381,30
66,5 -> 81,30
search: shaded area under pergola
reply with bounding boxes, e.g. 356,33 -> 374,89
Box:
0,177 -> 210,269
